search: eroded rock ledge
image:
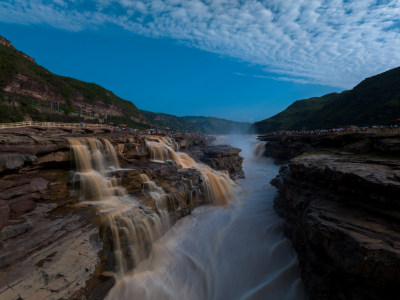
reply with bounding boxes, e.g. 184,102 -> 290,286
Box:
260,132 -> 400,163
188,145 -> 244,179
261,133 -> 400,299
0,128 -> 243,300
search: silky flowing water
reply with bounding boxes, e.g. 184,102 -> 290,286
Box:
106,135 -> 307,300
69,137 -> 171,276
146,136 -> 234,205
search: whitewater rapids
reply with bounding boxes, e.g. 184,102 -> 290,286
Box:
106,135 -> 307,300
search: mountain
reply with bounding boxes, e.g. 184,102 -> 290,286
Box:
142,111 -> 251,134
0,35 -> 248,134
253,66 -> 400,133
0,36 -> 150,128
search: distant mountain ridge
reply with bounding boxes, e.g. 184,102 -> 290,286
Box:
253,66 -> 400,133
142,111 -> 251,134
0,35 -> 247,134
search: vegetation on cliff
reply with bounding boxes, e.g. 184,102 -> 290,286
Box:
0,36 -> 149,128
0,35 -> 247,133
253,66 -> 400,133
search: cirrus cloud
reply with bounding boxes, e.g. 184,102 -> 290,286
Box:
1,0 -> 400,88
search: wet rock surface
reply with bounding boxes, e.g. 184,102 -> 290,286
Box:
0,128 -> 242,299
188,145 -> 244,179
264,133 -> 400,299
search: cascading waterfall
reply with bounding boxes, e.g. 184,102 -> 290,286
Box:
68,137 -> 171,276
146,136 -> 179,161
106,135 -> 307,300
139,174 -> 171,233
254,141 -> 267,158
146,136 -> 234,205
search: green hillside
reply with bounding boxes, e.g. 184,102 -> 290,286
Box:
142,111 -> 251,134
0,35 -> 250,133
253,67 -> 400,133
0,36 -> 148,128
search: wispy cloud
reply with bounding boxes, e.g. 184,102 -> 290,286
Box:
1,0 -> 400,88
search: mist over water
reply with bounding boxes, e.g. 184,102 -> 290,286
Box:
106,135 -> 307,300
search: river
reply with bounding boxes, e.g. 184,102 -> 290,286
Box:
106,135 -> 307,300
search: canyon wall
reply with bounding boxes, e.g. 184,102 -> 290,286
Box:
0,128 -> 243,299
260,133 -> 400,299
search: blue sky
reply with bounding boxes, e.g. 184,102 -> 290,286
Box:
1,1 -> 400,122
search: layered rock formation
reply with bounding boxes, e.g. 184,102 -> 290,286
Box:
260,132 -> 400,162
188,145 -> 244,179
261,133 -> 400,299
0,128 -> 243,299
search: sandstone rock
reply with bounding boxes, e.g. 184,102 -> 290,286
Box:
31,177 -> 49,192
0,177 -> 30,193
0,176 -> 49,201
0,201 -> 10,230
272,154 -> 400,299
0,153 -> 37,173
0,226 -> 101,300
1,181 -> 37,200
37,151 -> 69,165
176,135 -> 210,149
0,222 -> 32,241
9,197 -> 37,217
0,201 -> 102,300
260,132 -> 400,161
0,128 -> 244,299
188,145 -> 244,179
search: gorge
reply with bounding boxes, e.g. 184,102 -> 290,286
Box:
106,135 -> 306,300
0,127 -> 308,299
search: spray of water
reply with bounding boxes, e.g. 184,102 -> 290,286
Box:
69,138 -> 171,277
146,136 -> 234,205
106,135 -> 307,300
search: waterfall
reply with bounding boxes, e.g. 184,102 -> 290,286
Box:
68,138 -> 171,276
139,174 -> 171,232
146,136 -> 234,205
254,141 -> 267,158
106,136 -> 307,300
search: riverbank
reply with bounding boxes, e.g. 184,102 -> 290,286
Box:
259,132 -> 400,299
0,127 -> 243,299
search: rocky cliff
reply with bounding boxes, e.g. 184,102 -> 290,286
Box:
0,128 -> 243,299
261,132 -> 400,162
188,145 -> 244,179
261,133 -> 400,299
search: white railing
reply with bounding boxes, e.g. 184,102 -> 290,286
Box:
0,121 -> 114,130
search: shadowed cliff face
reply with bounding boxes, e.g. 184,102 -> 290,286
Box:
260,132 -> 400,163
261,133 -> 400,299
0,128 -> 244,299
253,66 -> 400,133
